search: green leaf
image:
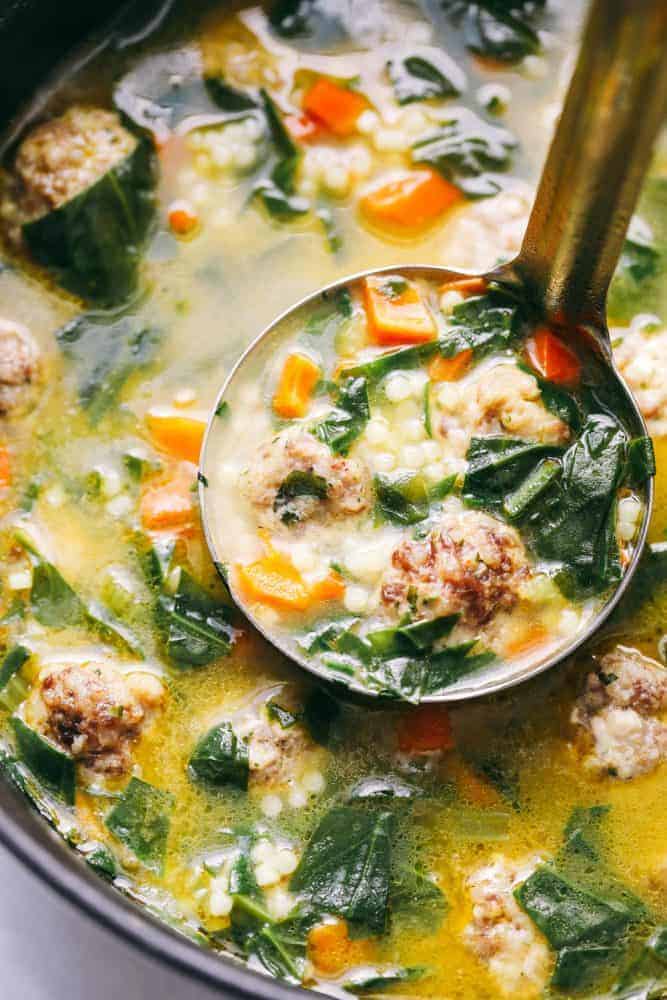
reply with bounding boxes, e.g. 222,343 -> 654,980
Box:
390,866 -> 447,931
290,806 -> 394,936
157,570 -> 236,667
397,613 -> 460,650
255,180 -> 310,218
105,776 -> 173,873
627,435 -> 656,485
228,896 -> 317,984
412,109 -> 517,197
518,362 -> 583,431
57,310 -> 162,425
302,687 -> 340,745
23,138 -> 156,306
299,617 -> 359,654
267,701 -> 299,729
81,841 -> 118,879
421,643 -> 496,693
441,0 -> 546,64
11,717 -> 75,804
463,435 -> 564,509
342,341 -> 438,383
313,376 -> 370,454
502,458 -> 562,520
189,721 -> 249,789
343,965 -> 426,994
388,49 -> 464,104
274,470 -> 329,524
441,290 -> 524,357
0,645 -> 30,692
374,472 -> 430,525
206,77 -> 260,114
305,287 -> 353,336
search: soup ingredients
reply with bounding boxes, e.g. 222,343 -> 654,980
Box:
359,169 -> 462,229
571,646 -> 667,779
26,663 -> 164,775
0,318 -> 41,415
273,353 -> 321,419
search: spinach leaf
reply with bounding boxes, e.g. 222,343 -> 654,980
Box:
227,895 -> 317,984
0,645 -> 30,692
412,109 -> 517,197
290,806 -> 394,935
615,926 -> 667,997
463,436 -> 563,510
267,701 -> 299,728
305,287 -> 353,336
420,642 -> 496,694
617,216 -> 660,284
502,457 -> 561,520
390,865 -> 447,931
11,717 -> 75,805
441,0 -> 546,64
57,310 -> 162,425
269,0 -> 349,48
105,776 -> 173,873
313,376 -> 370,454
23,138 -> 156,306
343,966 -> 426,994
157,569 -> 236,667
189,721 -> 249,790
342,341 -> 438,383
518,362 -> 583,431
254,90 -> 310,219
627,436 -> 656,486
374,472 -> 430,525
302,687 -> 341,745
274,470 -> 329,524
387,49 -> 464,104
440,290 -> 524,357
80,841 -> 118,880
299,617 -> 359,654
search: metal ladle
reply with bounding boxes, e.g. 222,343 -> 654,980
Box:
200,0 -> 667,702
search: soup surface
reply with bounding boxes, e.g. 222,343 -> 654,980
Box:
0,2 -> 666,997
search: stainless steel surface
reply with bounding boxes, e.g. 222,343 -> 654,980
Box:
200,0 -> 666,702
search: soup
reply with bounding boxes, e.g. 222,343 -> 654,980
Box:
0,1 -> 666,997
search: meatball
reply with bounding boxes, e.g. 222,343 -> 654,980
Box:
14,107 -> 136,220
571,646 -> 667,779
437,363 -> 570,457
32,662 -> 164,775
613,325 -> 667,437
380,501 -> 531,626
464,855 -> 550,997
242,430 -> 370,528
0,318 -> 41,415
247,716 -> 314,787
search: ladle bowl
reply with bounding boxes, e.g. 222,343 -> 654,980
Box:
200,0 -> 667,702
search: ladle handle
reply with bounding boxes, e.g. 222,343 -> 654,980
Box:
515,0 -> 667,330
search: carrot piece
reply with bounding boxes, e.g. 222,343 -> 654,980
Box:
236,549 -> 311,611
273,353 -> 321,419
140,468 -> 195,531
146,411 -> 207,464
439,276 -> 488,297
302,78 -> 368,136
284,112 -> 324,143
428,348 -> 473,382
526,327 -> 581,385
310,571 -> 346,603
505,624 -> 548,658
0,446 -> 11,487
444,756 -> 503,808
308,920 -> 373,974
360,169 -> 462,229
397,704 -> 454,754
168,199 -> 199,236
364,275 -> 437,346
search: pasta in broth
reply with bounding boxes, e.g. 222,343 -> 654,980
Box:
0,1 -> 665,997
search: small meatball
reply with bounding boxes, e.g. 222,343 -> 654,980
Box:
380,501 -> 531,626
33,662 -> 164,775
571,646 -> 667,779
0,318 -> 41,415
247,716 -> 314,787
437,363 -> 569,457
241,430 -> 370,528
614,325 -> 667,436
14,107 -> 136,219
464,855 -> 551,997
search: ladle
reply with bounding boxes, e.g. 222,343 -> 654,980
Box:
200,0 -> 667,702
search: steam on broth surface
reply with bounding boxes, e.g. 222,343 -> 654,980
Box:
0,2 -> 666,997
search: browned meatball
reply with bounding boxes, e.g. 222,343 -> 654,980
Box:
0,318 -> 41,415
37,663 -> 164,775
242,430 -> 370,528
380,503 -> 530,626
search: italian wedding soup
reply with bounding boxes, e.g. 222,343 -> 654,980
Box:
0,1 -> 665,997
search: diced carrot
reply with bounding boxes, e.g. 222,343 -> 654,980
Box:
310,571 -> 346,603
397,704 -> 454,754
140,467 -> 195,531
236,548 -> 311,611
505,624 -> 548,658
360,169 -> 462,229
284,112 -> 324,143
168,199 -> 199,237
0,446 -> 11,487
439,276 -> 488,297
444,756 -> 503,808
146,411 -> 207,464
526,327 -> 581,385
273,353 -> 321,419
308,920 -> 373,974
302,78 -> 369,137
428,348 -> 473,382
364,275 -> 437,347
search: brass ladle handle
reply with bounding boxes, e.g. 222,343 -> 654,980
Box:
514,0 -> 667,330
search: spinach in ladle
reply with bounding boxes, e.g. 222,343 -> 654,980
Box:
313,376 -> 370,454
